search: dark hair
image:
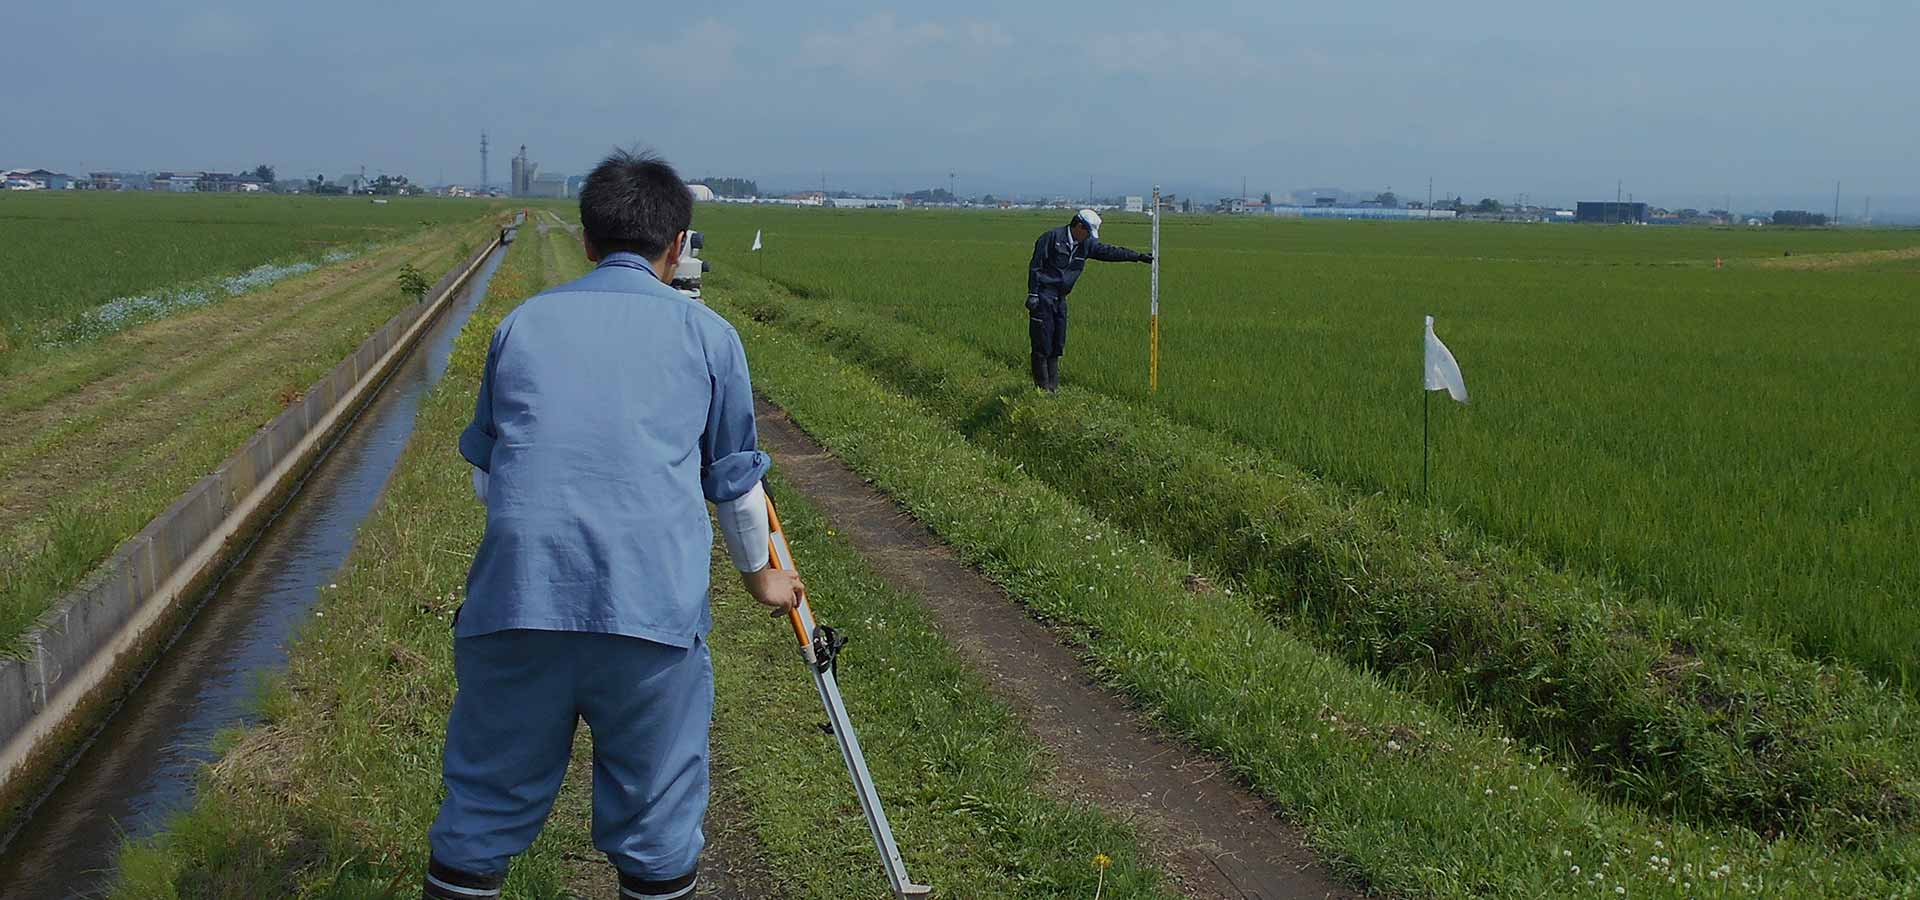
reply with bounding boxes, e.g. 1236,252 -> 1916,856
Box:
578,149 -> 693,260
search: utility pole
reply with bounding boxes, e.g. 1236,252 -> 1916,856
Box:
1088,176 -> 1094,205
479,132 -> 489,191
1242,175 -> 1247,202
1427,177 -> 1433,212
1865,196 -> 1871,225
948,171 -> 955,203
1833,179 -> 1841,225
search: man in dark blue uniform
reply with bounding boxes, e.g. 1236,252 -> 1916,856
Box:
1025,208 -> 1152,391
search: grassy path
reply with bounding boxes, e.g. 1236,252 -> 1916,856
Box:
114,225 -> 1176,898
0,219 -> 496,653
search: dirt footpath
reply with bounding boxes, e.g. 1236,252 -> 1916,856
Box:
756,401 -> 1359,900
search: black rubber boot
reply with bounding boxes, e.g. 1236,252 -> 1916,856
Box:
423,859 -> 503,900
618,866 -> 698,899
1030,353 -> 1049,391
1044,357 -> 1061,392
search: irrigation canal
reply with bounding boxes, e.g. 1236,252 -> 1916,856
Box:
0,241 -> 509,898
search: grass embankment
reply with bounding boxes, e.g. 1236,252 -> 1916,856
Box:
0,191 -> 500,352
688,205 -> 1920,687
0,218 -> 498,655
115,233 -> 1173,898
704,268 -> 1920,897
714,282 -> 1920,843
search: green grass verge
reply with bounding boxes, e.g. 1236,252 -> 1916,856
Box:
705,270 -> 1920,897
709,276 -> 1920,843
113,230 -> 1172,899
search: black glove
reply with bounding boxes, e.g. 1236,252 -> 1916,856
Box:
1140,253 -> 1155,264
1026,294 -> 1040,311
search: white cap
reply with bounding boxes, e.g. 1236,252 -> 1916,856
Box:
1075,208 -> 1102,238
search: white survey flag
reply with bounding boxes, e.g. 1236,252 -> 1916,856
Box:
1423,316 -> 1469,403
751,229 -> 762,251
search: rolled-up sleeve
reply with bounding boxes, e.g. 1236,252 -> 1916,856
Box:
458,326 -> 504,471
700,323 -> 771,503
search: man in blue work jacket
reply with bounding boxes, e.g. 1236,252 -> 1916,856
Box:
1025,208 -> 1152,391
423,150 -> 802,900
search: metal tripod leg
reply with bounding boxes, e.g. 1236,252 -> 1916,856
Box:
767,500 -> 933,899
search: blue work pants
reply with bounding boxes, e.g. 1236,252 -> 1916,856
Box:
427,628 -> 712,882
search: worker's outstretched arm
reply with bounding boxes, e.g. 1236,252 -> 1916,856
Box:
1089,239 -> 1152,263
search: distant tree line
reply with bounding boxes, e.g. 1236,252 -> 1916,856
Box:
1771,210 -> 1829,227
701,177 -> 760,197
904,188 -> 956,203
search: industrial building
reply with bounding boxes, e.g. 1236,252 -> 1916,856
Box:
1575,201 -> 1648,224
510,145 -> 536,196
527,173 -> 569,198
1267,205 -> 1457,221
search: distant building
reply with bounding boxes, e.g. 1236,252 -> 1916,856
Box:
2,169 -> 74,189
87,171 -> 149,190
1575,201 -> 1648,224
528,172 -> 570,198
510,145 -> 537,196
826,197 -> 905,209
1124,195 -> 1144,213
150,171 -> 203,192
1268,205 -> 1457,221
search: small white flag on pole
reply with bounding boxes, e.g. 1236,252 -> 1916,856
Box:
1423,315 -> 1468,403
751,229 -> 762,251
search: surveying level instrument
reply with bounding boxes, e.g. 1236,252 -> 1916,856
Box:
764,495 -> 933,899
670,230 -> 708,301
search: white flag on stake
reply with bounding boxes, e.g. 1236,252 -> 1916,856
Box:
751,229 -> 762,251
1423,315 -> 1469,403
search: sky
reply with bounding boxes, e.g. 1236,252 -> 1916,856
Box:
5,1 -> 1917,216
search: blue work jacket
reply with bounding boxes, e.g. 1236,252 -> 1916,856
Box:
457,251 -> 770,647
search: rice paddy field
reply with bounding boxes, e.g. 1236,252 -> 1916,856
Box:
687,204 -> 1920,689
0,192 -> 501,653
0,191 -> 498,358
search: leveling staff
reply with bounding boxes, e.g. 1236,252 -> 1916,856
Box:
423,150 -> 803,900
1025,208 -> 1152,391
